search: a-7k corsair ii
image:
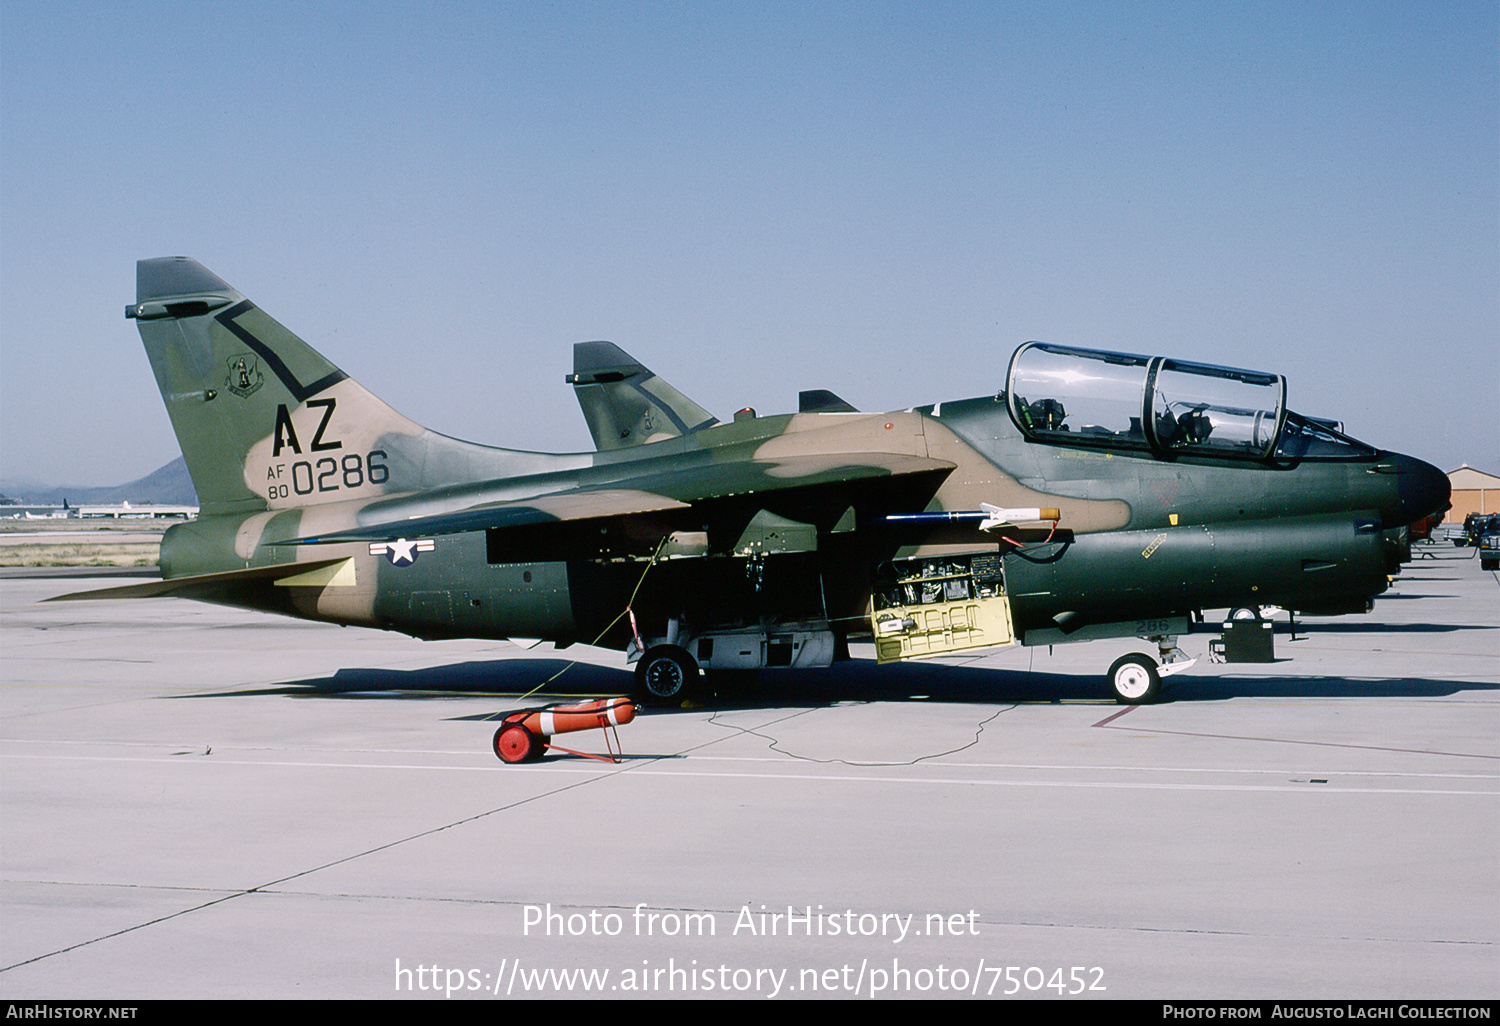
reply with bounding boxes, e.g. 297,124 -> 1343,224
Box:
60,257 -> 1450,706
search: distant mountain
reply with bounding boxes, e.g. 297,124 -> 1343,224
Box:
0,457 -> 198,506
0,474 -> 51,499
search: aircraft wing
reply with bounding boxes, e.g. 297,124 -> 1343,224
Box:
281,452 -> 955,545
284,488 -> 692,544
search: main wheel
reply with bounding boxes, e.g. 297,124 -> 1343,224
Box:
1108,654 -> 1161,705
494,723 -> 540,763
1229,606 -> 1262,621
634,645 -> 699,705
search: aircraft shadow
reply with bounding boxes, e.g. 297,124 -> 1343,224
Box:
184,658 -> 635,702
180,656 -> 1499,712
696,663 -> 1499,707
1188,618 -> 1492,635
1159,675 -> 1499,702
1275,622 -> 1494,634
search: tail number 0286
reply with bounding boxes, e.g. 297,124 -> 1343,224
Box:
268,450 -> 388,500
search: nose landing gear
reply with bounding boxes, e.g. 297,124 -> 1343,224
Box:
1107,635 -> 1197,704
1108,654 -> 1159,704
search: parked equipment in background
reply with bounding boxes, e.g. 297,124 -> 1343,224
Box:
1480,527 -> 1499,571
1210,618 -> 1276,663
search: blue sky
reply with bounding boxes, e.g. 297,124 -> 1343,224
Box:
2,1 -> 1495,486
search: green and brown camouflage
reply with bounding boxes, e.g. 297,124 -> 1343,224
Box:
54,257 -> 1452,705
568,340 -> 719,450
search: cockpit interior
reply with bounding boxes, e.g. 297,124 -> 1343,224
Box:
1005,342 -> 1376,461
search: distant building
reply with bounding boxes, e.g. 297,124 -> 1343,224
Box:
75,503 -> 197,519
3,506 -> 70,519
1445,465 -> 1499,521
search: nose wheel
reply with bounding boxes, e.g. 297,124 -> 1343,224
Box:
1108,654 -> 1161,704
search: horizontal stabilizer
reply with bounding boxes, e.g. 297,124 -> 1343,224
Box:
44,558 -> 352,602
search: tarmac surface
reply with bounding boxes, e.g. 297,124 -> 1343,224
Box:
1,545 -> 1495,1000
0,531 -> 167,546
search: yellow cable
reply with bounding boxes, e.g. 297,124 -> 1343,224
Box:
508,535 -> 670,704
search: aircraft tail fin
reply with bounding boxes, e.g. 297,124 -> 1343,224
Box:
128,257 -> 552,517
567,341 -> 718,451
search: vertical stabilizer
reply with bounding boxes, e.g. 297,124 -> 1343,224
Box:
129,258 -> 560,516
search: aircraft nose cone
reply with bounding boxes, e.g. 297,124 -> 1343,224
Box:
1386,453 -> 1451,526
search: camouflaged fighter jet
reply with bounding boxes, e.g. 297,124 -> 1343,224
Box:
58,257 -> 1451,705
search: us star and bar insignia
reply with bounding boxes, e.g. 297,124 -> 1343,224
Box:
369,538 -> 435,566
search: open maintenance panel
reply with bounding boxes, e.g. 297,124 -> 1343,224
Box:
870,554 -> 1015,663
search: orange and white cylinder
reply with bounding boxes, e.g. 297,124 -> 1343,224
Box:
512,697 -> 636,738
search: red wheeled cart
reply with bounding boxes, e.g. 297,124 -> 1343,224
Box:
492,697 -> 637,764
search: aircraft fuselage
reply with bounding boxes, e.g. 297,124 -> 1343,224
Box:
90,258 -> 1451,706
158,392 -> 1442,652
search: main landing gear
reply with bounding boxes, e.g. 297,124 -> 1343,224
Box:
1107,635 -> 1197,705
633,644 -> 700,705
